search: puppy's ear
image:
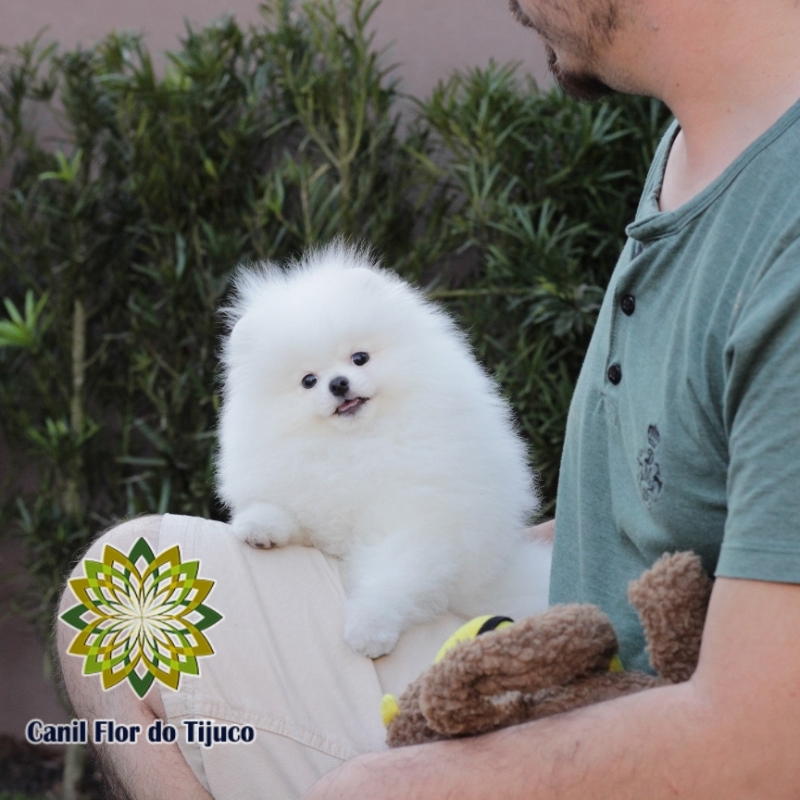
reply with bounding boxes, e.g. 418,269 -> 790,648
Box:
220,262 -> 287,329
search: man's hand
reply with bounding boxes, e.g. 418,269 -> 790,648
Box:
527,518 -> 555,545
305,576 -> 800,799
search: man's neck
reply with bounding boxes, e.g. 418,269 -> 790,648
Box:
640,3 -> 800,212
659,92 -> 800,213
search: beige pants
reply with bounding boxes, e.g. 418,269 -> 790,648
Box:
156,514 -> 467,799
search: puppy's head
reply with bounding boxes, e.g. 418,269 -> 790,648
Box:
221,243 -> 459,435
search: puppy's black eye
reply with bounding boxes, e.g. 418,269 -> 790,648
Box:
352,352 -> 370,366
301,374 -> 317,389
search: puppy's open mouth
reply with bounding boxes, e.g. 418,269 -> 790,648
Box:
335,397 -> 368,416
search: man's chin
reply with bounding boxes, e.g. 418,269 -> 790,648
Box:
546,45 -> 616,101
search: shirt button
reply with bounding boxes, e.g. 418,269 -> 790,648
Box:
607,364 -> 622,385
621,295 -> 636,315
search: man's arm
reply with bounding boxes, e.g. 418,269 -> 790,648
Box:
528,518 -> 555,544
305,575 -> 800,799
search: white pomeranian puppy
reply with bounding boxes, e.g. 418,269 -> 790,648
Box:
216,242 -> 551,657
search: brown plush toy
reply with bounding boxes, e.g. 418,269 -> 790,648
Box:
384,551 -> 712,747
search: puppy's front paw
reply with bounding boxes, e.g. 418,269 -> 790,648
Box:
232,518 -> 277,549
343,607 -> 401,658
230,503 -> 299,550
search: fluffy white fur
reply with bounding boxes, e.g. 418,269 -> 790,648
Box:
216,242 -> 551,657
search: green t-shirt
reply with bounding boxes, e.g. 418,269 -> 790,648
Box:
550,99 -> 800,673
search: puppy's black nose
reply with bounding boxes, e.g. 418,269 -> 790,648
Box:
329,376 -> 350,397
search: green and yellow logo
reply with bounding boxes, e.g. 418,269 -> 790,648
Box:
60,537 -> 222,698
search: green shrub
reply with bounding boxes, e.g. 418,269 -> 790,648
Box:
415,66 -> 670,503
0,0 -> 671,636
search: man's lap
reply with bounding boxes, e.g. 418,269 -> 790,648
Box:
58,513 -> 467,799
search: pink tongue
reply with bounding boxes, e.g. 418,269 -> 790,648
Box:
339,398 -> 361,412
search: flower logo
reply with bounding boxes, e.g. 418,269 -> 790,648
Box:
60,537 -> 222,698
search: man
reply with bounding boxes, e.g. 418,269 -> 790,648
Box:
302,0 -> 800,796
58,0 -> 800,797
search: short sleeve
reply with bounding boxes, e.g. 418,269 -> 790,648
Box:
718,234 -> 800,582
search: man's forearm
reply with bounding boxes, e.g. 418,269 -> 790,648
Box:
307,682 -> 713,799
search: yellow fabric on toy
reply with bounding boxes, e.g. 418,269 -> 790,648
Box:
381,615 -> 515,729
433,615 -> 514,663
381,693 -> 400,726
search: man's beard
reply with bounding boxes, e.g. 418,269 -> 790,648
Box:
507,0 -> 619,101
546,45 -> 617,101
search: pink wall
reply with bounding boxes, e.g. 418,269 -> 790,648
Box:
1,0 -> 551,100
